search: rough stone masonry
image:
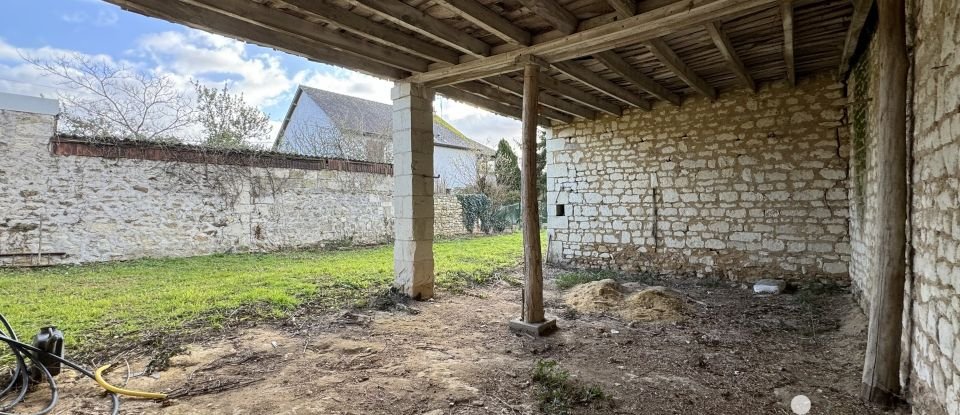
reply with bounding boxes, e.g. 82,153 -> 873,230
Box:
0,104 -> 467,266
545,73 -> 851,281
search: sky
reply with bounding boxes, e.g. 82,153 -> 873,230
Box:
0,0 -> 522,149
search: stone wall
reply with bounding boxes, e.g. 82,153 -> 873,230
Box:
0,107 -> 466,266
906,0 -> 960,412
545,74 -> 851,281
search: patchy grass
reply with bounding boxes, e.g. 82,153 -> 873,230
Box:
554,269 -> 619,290
531,359 -> 609,414
0,233 -> 524,353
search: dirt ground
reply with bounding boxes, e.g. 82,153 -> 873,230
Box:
21,269 -> 907,414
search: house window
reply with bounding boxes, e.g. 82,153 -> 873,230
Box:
555,204 -> 565,217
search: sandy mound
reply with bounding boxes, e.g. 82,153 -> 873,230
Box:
563,279 -> 624,312
618,287 -> 686,322
564,280 -> 686,322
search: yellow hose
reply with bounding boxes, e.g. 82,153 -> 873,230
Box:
94,364 -> 167,400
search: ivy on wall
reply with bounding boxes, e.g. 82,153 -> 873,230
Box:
456,194 -> 516,233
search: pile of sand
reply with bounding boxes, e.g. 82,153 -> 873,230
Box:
563,280 -> 686,322
562,279 -> 624,313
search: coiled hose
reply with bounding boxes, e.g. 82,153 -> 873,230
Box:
0,314 -> 120,415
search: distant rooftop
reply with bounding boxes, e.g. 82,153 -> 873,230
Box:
279,86 -> 494,155
0,92 -> 60,116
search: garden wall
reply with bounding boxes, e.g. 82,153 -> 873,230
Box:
0,104 -> 467,266
545,73 -> 851,281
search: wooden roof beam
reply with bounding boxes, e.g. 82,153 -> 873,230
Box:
705,21 -> 756,92
179,0 -> 429,72
481,76 -> 596,119
554,61 -> 651,110
593,50 -> 680,105
838,0 -> 874,77
781,1 -> 796,86
406,0 -> 778,85
644,38 -> 717,100
433,0 -> 531,46
104,0 -> 410,79
346,0 -> 491,57
538,74 -> 622,117
437,86 -> 552,127
457,81 -> 575,123
606,0 -> 637,19
517,0 -> 578,34
282,0 -> 460,64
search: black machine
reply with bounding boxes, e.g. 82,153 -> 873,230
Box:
29,326 -> 64,383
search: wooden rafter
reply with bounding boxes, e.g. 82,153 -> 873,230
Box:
644,38 -> 717,100
517,0 -> 578,34
704,21 -> 756,91
406,0 -> 778,85
538,74 -> 622,117
781,1 -> 796,85
593,50 -> 680,105
433,0 -> 531,46
838,0 -> 874,77
282,0 -> 459,64
104,0 -> 410,79
437,86 -> 551,127
554,61 -> 651,110
482,76 -> 596,119
178,0 -> 429,72
346,0 -> 491,57
457,81 -> 575,123
606,0 -> 636,19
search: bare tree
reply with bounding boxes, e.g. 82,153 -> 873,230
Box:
24,53 -> 195,141
195,82 -> 271,149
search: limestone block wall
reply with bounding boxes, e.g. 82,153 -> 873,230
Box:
545,74 -> 851,281
0,108 -> 466,266
434,194 -> 469,237
906,0 -> 960,412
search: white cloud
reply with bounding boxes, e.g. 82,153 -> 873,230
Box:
300,69 -> 393,104
435,96 -> 521,149
60,9 -> 119,26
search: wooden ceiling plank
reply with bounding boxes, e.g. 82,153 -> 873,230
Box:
644,38 -> 717,100
704,21 -> 756,92
517,0 -> 579,34
481,76 -> 596,119
103,0 -> 409,79
282,0 -> 460,64
538,74 -> 622,117
781,1 -> 796,86
838,0 -> 874,76
458,81 -> 574,123
433,0 -> 531,46
407,0 -> 779,85
179,0 -> 429,72
593,50 -> 680,105
346,0 -> 491,57
437,86 -> 552,127
606,0 -> 637,19
554,61 -> 652,110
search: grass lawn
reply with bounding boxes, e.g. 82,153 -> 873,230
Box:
0,232 -> 525,352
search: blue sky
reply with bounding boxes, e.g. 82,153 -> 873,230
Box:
0,0 -> 520,148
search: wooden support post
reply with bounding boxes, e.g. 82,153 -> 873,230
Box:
510,62 -> 556,336
860,0 -> 908,406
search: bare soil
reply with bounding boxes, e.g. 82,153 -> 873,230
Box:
20,269 -> 906,414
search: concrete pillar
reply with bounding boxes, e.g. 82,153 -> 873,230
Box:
391,82 -> 435,300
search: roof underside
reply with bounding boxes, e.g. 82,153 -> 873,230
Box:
103,0 -> 863,127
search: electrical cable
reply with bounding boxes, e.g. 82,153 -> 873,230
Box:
94,365 -> 167,400
0,314 -> 120,415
